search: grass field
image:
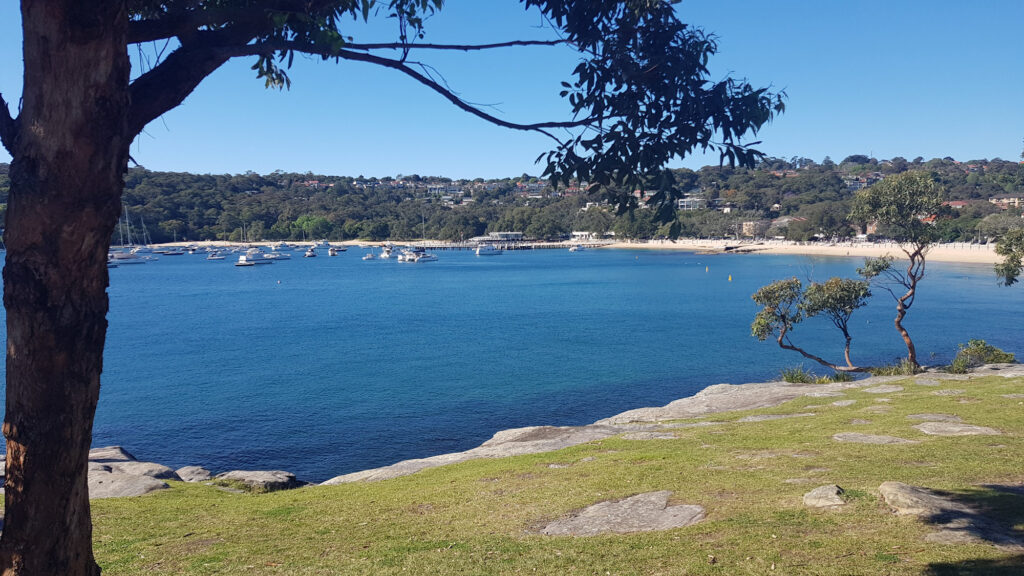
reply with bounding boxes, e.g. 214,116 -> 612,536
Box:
91,374 -> 1024,575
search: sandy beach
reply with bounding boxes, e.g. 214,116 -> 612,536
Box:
157,238 -> 1001,265
606,239 -> 1001,264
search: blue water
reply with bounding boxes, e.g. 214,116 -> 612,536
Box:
2,248 -> 1021,481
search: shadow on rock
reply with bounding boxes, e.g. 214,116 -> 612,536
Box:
922,484 -> 1024,550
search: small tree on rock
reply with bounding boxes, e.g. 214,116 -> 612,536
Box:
751,276 -> 871,372
850,171 -> 943,368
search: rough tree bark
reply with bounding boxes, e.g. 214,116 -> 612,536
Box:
0,2 -> 130,574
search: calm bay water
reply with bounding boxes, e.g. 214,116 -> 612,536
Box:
2,248 -> 1020,481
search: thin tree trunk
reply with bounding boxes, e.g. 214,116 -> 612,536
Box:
0,2 -> 129,574
894,299 -> 917,367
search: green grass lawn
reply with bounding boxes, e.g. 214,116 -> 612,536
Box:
91,375 -> 1024,575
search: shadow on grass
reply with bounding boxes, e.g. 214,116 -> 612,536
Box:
926,555 -> 1024,575
922,484 -> 1024,575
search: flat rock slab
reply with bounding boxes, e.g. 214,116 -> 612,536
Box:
323,424 -> 624,484
804,484 -> 846,508
915,378 -> 942,386
1001,394 -> 1024,399
89,446 -> 136,462
540,491 -> 705,536
89,470 -> 169,499
736,413 -> 815,423
933,389 -> 966,396
864,385 -> 904,394
879,481 -> 1024,550
620,431 -> 676,440
913,422 -> 1000,436
907,414 -> 962,422
177,466 -> 213,482
968,364 -> 1024,378
879,482 -> 973,517
215,470 -> 302,492
831,400 -> 856,407
106,461 -> 179,480
833,432 -> 919,445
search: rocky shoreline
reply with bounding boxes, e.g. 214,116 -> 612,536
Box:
63,363 -> 1024,499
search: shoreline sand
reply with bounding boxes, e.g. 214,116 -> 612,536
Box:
604,239 -> 1000,265
157,238 -> 1002,265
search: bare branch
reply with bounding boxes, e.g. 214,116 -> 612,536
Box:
777,330 -> 866,373
215,41 -> 598,138
344,39 -> 570,51
0,91 -> 16,153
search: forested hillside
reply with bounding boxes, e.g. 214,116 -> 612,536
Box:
1,156 -> 1021,243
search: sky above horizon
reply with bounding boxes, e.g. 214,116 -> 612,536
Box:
1,1 -> 1022,179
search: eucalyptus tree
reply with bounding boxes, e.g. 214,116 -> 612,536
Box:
850,171 -> 943,368
0,1 -> 782,573
995,228 -> 1024,286
751,276 -> 871,372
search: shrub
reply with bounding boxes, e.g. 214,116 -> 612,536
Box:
868,358 -> 919,376
780,366 -> 855,384
947,339 -> 1016,373
780,365 -> 815,383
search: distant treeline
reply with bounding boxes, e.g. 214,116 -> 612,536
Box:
0,156 -> 1022,243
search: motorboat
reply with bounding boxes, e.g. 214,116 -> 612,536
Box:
263,252 -> 292,260
475,244 -> 502,256
569,244 -> 585,252
304,247 -> 317,258
236,248 -> 274,266
206,250 -> 226,260
362,252 -> 376,261
328,247 -> 339,256
380,244 -> 395,259
397,247 -> 437,262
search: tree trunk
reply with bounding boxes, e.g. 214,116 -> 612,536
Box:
0,2 -> 129,574
894,301 -> 917,367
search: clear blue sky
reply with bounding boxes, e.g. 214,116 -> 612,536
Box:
1,1 -> 1022,178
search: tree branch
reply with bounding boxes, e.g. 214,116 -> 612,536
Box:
215,41 -> 597,139
0,91 -> 16,153
776,330 -> 866,373
127,37 -> 239,138
344,39 -> 570,51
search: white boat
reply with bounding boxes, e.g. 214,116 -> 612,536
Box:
236,248 -> 274,266
476,244 -> 502,256
206,250 -> 226,261
109,251 -> 148,264
328,247 -> 339,256
272,242 -> 294,252
362,252 -> 376,261
304,247 -> 317,258
569,244 -> 585,252
263,252 -> 292,260
380,244 -> 395,259
397,247 -> 437,262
